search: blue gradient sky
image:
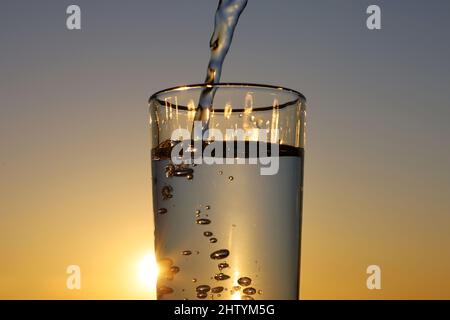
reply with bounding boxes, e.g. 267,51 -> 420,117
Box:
1,0 -> 450,299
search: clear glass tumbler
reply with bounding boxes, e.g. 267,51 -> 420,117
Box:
149,83 -> 306,300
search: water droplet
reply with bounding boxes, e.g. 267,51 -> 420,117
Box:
195,209 -> 201,214
181,250 -> 192,256
218,262 -> 229,270
205,205 -> 211,210
243,287 -> 256,295
186,173 -> 193,180
210,249 -> 230,260
217,294 -> 221,297
211,286 -> 224,293
218,170 -> 223,175
237,277 -> 252,286
214,273 -> 230,281
228,176 -> 234,181
192,278 -> 197,283
241,295 -> 254,300
203,231 -> 213,237
232,286 -> 241,291
195,250 -> 200,255
196,218 -> 211,225
258,290 -> 263,295
157,208 -> 167,215
170,266 -> 180,274
239,113 -> 243,118
197,292 -> 207,299
209,237 -> 218,243
196,285 -> 211,293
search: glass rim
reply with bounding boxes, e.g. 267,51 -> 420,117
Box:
148,82 -> 307,106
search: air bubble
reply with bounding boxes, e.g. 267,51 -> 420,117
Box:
157,286 -> 173,295
214,273 -> 230,281
161,185 -> 173,200
210,249 -> 230,260
192,278 -> 197,283
232,286 -> 241,291
181,250 -> 192,256
197,292 -> 207,299
218,262 -> 229,270
173,167 -> 194,177
209,237 -> 218,243
237,277 -> 251,286
258,290 -> 263,295
228,176 -> 234,181
243,287 -> 256,295
170,266 -> 180,274
211,286 -> 224,293
195,210 -> 201,214
186,174 -> 193,180
196,285 -> 211,293
203,231 -> 213,237
241,295 -> 254,300
218,171 -> 223,175
256,119 -> 264,129
157,208 -> 167,215
205,205 -> 211,210
196,218 -> 211,225
165,164 -> 175,177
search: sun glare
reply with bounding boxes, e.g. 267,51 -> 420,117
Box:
137,253 -> 158,290
231,291 -> 241,300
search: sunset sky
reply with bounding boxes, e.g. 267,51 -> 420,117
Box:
1,0 -> 450,299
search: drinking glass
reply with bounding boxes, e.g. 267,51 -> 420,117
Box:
149,83 -> 306,300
